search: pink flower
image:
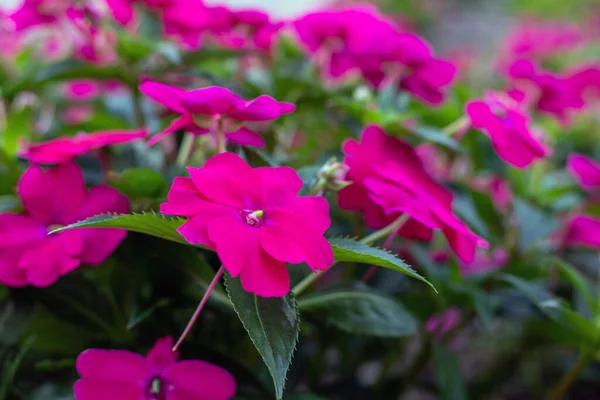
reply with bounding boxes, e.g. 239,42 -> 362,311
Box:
105,0 -> 177,26
426,307 -> 462,337
338,125 -> 486,263
61,105 -> 94,125
466,92 -> 552,168
562,213 -> 600,249
460,247 -> 508,277
20,129 -> 147,164
63,80 -> 101,101
470,175 -> 513,210
506,59 -> 584,123
567,153 -> 600,190
161,152 -> 333,297
6,0 -> 65,31
293,7 -> 456,104
0,163 -> 128,287
139,81 -> 294,148
75,337 -> 236,400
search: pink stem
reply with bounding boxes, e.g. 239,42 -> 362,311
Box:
172,266 -> 225,352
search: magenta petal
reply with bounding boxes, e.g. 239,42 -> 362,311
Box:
105,0 -> 135,25
147,113 -> 195,146
564,214 -> 600,248
239,246 -> 290,297
207,216 -> 259,277
19,240 -> 63,287
225,127 -> 266,148
146,337 -> 178,370
279,102 -> 296,114
263,209 -> 334,271
256,166 -> 303,207
0,247 -> 28,287
0,214 -> 46,248
74,379 -> 143,400
164,361 -> 236,400
139,81 -> 187,113
77,348 -> 148,382
228,95 -> 287,121
567,153 -> 600,190
177,216 -> 217,248
260,225 -> 305,265
282,196 -> 330,233
179,86 -> 241,115
18,163 -> 86,225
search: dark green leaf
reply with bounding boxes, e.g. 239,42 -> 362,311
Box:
298,286 -> 417,337
329,237 -> 435,291
469,189 -> 504,241
50,212 -> 204,248
224,274 -> 299,400
433,344 -> 468,400
513,198 -> 560,252
552,257 -> 597,316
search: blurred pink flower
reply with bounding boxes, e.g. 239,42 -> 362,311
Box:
63,80 -> 101,101
460,248 -> 509,277
466,92 -> 552,168
75,336 -> 236,400
62,105 -> 94,125
339,125 -> 487,262
426,307 -> 462,337
567,153 -> 600,191
293,7 -> 456,104
0,163 -> 128,287
501,19 -> 587,62
6,0 -> 66,31
140,81 -> 294,148
470,175 -> 513,210
562,213 -> 600,249
506,59 -> 584,123
20,129 -> 147,164
161,152 -> 333,297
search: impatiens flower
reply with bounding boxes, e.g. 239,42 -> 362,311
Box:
20,129 -> 147,164
293,7 -> 456,104
562,213 -> 600,249
339,125 -> 487,263
75,337 -> 236,400
161,152 -> 333,297
466,92 -> 552,168
426,307 -> 462,337
0,163 -> 128,287
506,59 -> 584,123
567,153 -> 600,190
140,81 -> 294,148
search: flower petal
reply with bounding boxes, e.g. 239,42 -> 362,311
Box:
0,247 -> 28,287
74,379 -> 143,400
567,153 -> 600,190
207,216 -> 259,277
18,163 -> 87,225
139,81 -> 187,113
147,113 -> 195,146
77,348 -> 149,382
225,127 -> 266,148
256,166 -> 303,207
0,214 -> 46,248
239,246 -> 290,297
164,361 -> 236,400
228,95 -> 288,121
179,86 -> 242,115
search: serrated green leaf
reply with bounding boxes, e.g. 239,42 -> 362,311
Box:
50,213 -> 206,248
109,168 -> 166,200
329,237 -> 435,291
224,273 -> 298,400
298,286 -> 417,337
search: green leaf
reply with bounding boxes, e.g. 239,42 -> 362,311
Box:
411,126 -> 462,152
329,237 -> 435,291
298,286 -> 417,337
513,197 -> 560,252
50,212 -> 203,248
1,105 -> 32,156
224,273 -> 299,400
469,188 -> 504,241
552,257 -> 597,316
433,344 -> 468,400
109,168 -> 166,200
538,299 -> 598,345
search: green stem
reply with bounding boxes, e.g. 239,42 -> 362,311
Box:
291,214 -> 410,296
215,119 -> 226,154
441,116 -> 469,136
359,214 -> 410,245
548,353 -> 591,400
176,133 -> 196,167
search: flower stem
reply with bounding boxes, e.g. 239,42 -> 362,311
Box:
176,133 -> 195,167
359,214 -> 410,245
215,119 -> 226,154
548,353 -> 591,400
441,116 -> 469,136
291,214 -> 410,296
172,266 -> 225,352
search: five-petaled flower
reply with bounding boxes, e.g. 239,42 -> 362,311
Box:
140,81 -> 295,149
161,152 -> 334,297
0,163 -> 128,287
20,128 -> 147,164
74,336 -> 236,400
